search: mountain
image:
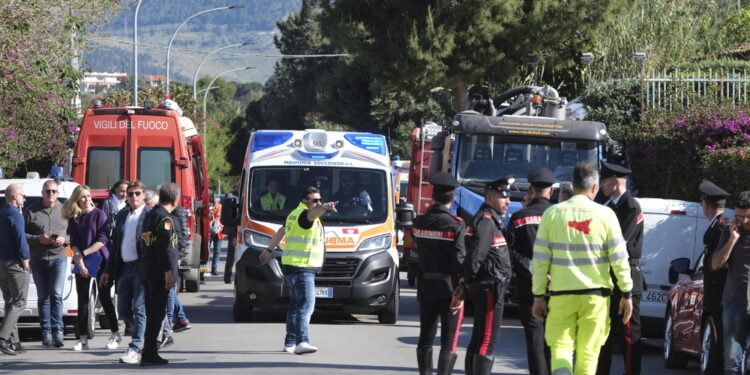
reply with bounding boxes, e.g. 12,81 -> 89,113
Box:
83,0 -> 302,85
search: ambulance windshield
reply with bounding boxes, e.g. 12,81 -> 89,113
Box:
248,167 -> 389,225
457,135 -> 598,189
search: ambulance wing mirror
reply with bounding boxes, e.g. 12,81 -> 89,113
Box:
396,202 -> 415,230
668,257 -> 692,284
428,131 -> 448,178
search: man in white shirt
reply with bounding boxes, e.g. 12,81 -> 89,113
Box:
100,181 -> 152,364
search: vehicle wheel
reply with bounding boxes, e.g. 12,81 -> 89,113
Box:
184,268 -> 200,293
664,312 -> 689,369
700,316 -> 719,375
378,280 -> 399,324
233,290 -> 253,322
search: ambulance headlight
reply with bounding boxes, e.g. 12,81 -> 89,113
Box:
357,234 -> 392,252
244,230 -> 272,248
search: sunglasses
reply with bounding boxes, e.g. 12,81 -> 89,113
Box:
307,198 -> 322,203
127,191 -> 143,197
44,189 -> 58,194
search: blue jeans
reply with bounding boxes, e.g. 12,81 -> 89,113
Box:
30,258 -> 66,333
116,264 -> 146,350
284,270 -> 316,347
723,303 -> 749,374
166,288 -> 187,324
210,235 -> 221,273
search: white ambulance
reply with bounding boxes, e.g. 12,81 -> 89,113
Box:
230,130 -> 400,324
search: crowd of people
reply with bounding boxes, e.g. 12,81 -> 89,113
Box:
0,180 -> 198,366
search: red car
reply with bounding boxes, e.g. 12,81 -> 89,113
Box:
664,255 -> 721,374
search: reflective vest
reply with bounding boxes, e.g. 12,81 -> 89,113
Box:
260,192 -> 286,211
282,202 -> 325,268
531,194 -> 633,296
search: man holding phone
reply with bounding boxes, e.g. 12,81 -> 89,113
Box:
24,180 -> 68,348
711,191 -> 750,375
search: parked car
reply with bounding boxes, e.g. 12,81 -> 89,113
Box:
0,175 -> 111,336
664,254 -> 720,374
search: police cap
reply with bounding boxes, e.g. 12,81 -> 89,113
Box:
485,177 -> 512,197
527,167 -> 556,188
600,161 -> 632,179
430,172 -> 460,188
699,180 -> 730,202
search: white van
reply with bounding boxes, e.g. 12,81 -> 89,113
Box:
0,177 -> 105,336
637,197 -> 734,336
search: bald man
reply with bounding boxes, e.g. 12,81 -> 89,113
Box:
0,184 -> 29,355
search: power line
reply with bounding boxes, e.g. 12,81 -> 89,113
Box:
86,37 -> 351,58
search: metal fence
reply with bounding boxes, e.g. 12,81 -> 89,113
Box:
642,68 -> 750,109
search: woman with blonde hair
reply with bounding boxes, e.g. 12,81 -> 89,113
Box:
62,185 -> 119,351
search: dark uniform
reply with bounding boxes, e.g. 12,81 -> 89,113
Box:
412,172 -> 466,375
597,162 -> 644,375
507,168 -> 554,375
140,205 -> 179,365
464,178 -> 513,375
699,180 -> 731,373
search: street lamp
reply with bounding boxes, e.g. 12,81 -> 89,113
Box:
165,5 -> 243,97
580,52 -> 594,87
634,52 -> 648,112
192,41 -> 249,100
202,67 -> 255,161
132,0 -> 143,106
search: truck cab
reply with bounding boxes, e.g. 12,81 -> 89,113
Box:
71,102 -> 210,292
231,130 -> 400,324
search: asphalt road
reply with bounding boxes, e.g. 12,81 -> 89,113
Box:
2,250 -> 700,374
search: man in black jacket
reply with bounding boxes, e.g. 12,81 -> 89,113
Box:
462,177 -> 513,375
100,180 -> 151,364
699,179 -> 731,373
507,168 -> 555,375
596,161 -> 644,375
412,172 -> 466,375
139,183 -> 180,366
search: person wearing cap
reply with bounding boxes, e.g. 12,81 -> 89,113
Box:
699,180 -> 730,373
595,161 -> 644,375
457,176 -> 513,375
507,168 -> 555,375
532,162 -> 633,375
412,172 -> 467,375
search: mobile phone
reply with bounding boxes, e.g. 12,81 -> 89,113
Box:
51,234 -> 59,240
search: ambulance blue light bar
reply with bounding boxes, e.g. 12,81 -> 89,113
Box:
252,132 -> 293,152
344,134 -> 386,155
297,150 -> 339,159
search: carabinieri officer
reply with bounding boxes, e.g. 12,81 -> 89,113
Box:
412,172 -> 467,375
507,168 -> 555,375
596,161 -> 644,375
462,177 -> 513,375
699,179 -> 731,373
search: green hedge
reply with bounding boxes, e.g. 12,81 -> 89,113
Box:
701,147 -> 750,199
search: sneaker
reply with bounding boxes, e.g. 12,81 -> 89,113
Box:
119,347 -> 141,364
159,336 -> 174,348
283,345 -> 295,353
42,330 -> 53,347
294,342 -> 317,355
140,354 -> 168,366
52,331 -> 64,348
106,333 -> 122,350
72,340 -> 89,351
172,320 -> 191,332
11,343 -> 26,353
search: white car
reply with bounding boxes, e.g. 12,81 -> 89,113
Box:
0,177 -> 109,337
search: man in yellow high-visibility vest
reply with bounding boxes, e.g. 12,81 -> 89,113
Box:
260,187 -> 338,355
531,162 -> 633,375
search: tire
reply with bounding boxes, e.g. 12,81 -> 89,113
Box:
233,290 -> 253,322
378,280 -> 399,324
664,312 -> 689,369
700,316 -> 719,375
184,268 -> 200,293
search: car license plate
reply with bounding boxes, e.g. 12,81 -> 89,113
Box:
315,287 -> 333,298
643,291 -> 668,303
